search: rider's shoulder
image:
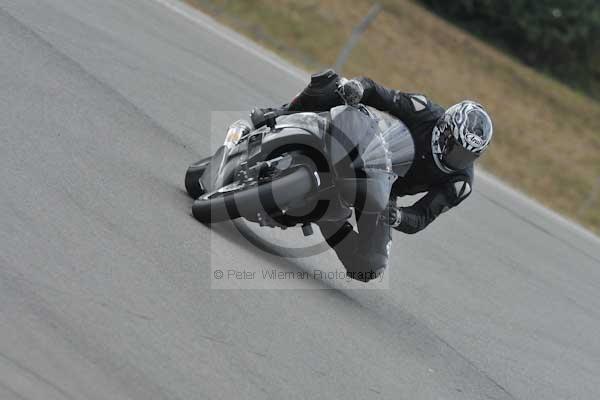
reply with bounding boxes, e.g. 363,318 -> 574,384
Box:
394,92 -> 444,118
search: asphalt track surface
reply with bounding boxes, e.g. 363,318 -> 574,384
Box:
1,1 -> 600,399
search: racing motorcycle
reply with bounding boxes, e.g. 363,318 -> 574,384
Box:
184,80 -> 415,236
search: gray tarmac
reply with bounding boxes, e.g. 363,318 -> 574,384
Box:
1,1 -> 599,398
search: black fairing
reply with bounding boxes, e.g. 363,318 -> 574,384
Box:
247,113 -> 329,169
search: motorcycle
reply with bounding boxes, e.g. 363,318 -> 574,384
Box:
185,82 -> 415,236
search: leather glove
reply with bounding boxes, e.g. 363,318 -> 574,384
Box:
380,204 -> 402,228
336,78 -> 364,106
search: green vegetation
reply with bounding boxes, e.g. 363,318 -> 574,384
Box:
185,0 -> 600,233
417,0 -> 600,100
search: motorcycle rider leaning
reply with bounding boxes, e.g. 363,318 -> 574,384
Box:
254,70 -> 493,282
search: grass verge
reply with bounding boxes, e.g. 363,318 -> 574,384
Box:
185,0 -> 600,233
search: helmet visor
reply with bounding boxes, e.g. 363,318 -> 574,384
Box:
443,139 -> 479,170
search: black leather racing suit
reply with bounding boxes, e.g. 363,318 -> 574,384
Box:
285,71 -> 474,281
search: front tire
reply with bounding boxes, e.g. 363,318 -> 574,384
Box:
185,158 -> 211,199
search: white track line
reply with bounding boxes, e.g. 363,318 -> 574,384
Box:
152,0 -> 600,245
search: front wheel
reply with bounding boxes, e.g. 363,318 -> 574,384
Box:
185,158 -> 211,199
191,166 -> 315,223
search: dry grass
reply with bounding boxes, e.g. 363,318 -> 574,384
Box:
186,0 -> 600,232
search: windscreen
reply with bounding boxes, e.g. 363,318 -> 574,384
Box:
329,106 -> 415,178
366,107 -> 415,177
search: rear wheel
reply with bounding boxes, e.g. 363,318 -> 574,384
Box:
191,166 -> 315,223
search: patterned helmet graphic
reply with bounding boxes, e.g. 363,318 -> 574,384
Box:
432,101 -> 493,172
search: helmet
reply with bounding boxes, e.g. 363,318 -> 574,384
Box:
432,101 -> 493,172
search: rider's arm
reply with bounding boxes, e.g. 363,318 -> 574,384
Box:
286,70 -> 345,112
393,179 -> 472,234
356,77 -> 430,122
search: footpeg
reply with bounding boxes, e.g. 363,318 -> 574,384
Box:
302,223 -> 314,236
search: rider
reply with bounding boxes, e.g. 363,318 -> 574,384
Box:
254,70 -> 493,282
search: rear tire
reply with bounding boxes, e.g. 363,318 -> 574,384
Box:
192,167 -> 315,223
